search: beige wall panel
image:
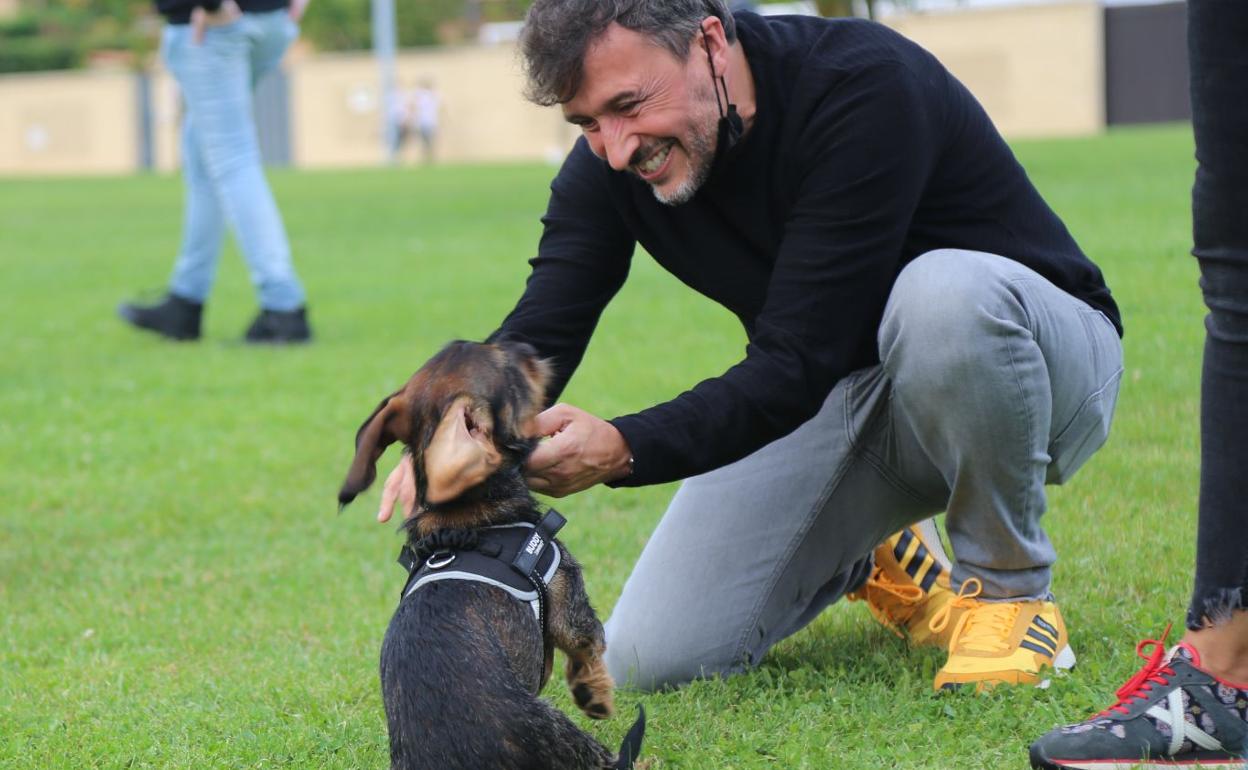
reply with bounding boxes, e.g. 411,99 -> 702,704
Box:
0,71 -> 139,175
0,4 -> 1105,177
884,1 -> 1104,138
290,44 -> 575,168
149,69 -> 183,174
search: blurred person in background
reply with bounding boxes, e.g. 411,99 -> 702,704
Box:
388,84 -> 416,162
1029,1 -> 1248,766
118,0 -> 312,344
413,79 -> 440,165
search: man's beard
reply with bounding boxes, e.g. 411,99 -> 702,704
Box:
648,82 -> 720,206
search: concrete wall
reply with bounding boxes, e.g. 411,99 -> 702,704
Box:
883,1 -> 1105,138
288,45 -> 577,168
0,42 -> 576,176
0,1 -> 1114,176
149,70 -> 182,174
137,43 -> 578,173
0,70 -> 141,176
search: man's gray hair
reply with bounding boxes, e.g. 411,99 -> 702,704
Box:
519,0 -> 737,106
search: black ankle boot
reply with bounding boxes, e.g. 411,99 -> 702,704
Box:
117,293 -> 203,340
244,306 -> 311,344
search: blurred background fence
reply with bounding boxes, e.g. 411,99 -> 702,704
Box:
0,0 -> 1191,176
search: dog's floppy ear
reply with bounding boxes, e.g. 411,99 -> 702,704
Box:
423,394 -> 503,504
339,389 -> 408,506
486,341 -> 551,452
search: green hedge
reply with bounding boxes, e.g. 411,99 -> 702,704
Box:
0,0 -> 535,72
0,36 -> 82,74
0,12 -> 40,38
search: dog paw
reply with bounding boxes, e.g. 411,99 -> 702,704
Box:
567,658 -> 615,720
571,681 -> 614,719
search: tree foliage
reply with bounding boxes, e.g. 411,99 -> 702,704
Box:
0,0 -> 898,73
0,0 -> 537,71
300,0 -> 458,50
299,0 -> 535,50
0,0 -> 155,73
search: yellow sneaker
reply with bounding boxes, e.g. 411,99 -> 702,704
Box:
846,520 -> 962,648
929,578 -> 1076,692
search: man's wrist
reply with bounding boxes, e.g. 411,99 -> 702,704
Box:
605,448 -> 633,482
606,423 -> 634,481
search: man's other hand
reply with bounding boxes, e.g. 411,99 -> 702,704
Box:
525,404 -> 633,497
191,0 -> 242,44
289,0 -> 310,23
377,454 -> 416,523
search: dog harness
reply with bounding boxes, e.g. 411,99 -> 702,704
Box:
397,509 -> 566,634
396,511 -> 647,770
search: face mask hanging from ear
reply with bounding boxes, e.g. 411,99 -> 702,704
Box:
703,29 -> 745,163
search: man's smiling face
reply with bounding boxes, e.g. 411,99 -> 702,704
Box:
562,22 -> 720,205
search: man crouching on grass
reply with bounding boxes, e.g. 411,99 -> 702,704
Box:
379,0 -> 1124,695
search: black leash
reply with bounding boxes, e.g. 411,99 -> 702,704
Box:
509,509 -> 565,636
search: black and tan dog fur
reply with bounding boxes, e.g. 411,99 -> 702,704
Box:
338,340 -> 624,770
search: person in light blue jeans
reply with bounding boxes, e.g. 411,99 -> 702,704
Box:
118,0 -> 311,343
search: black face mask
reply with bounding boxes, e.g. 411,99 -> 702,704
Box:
715,102 -> 744,162
704,32 -> 744,165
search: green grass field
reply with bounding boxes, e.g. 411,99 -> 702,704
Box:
0,123 -> 1206,769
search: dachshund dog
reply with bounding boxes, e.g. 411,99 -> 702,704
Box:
338,340 -> 644,770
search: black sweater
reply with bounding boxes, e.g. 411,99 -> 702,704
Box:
494,13 -> 1121,488
156,0 -> 287,24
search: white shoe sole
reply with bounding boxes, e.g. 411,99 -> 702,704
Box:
1048,760 -> 1248,769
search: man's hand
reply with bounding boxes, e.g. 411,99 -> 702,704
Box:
377,455 -> 416,523
191,0 -> 242,44
289,0 -> 310,23
525,404 -> 633,497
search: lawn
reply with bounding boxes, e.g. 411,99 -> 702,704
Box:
0,123 -> 1204,769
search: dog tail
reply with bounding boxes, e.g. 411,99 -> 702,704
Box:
613,705 -> 646,770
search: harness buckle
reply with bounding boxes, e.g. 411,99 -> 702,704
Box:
426,550 -> 456,569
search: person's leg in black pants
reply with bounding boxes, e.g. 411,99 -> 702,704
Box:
1186,0 -> 1248,644
1029,2 -> 1248,767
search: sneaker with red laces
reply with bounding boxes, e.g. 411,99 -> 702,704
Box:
1029,629 -> 1248,769
846,520 -> 962,648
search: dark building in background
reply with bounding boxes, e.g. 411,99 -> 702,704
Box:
1105,1 -> 1191,126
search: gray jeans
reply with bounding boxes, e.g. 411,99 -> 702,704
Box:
603,249 -> 1124,691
